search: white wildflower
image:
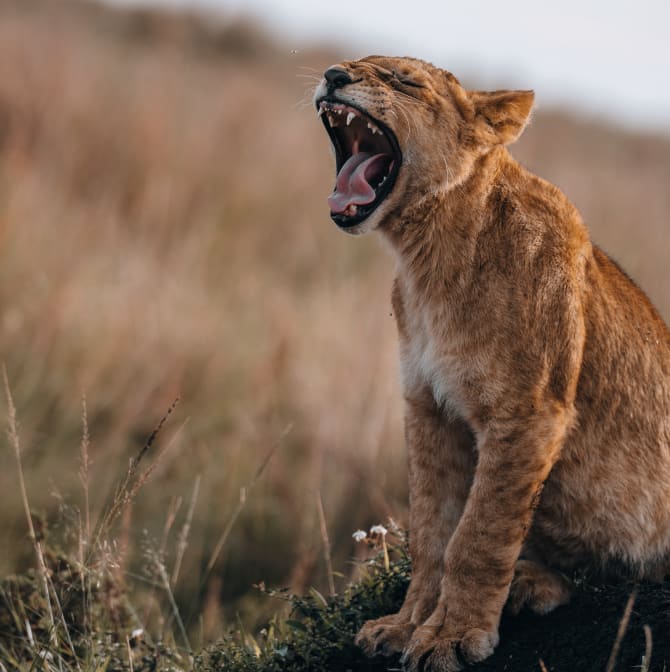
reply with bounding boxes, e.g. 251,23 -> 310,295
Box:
370,524 -> 388,536
352,530 -> 367,542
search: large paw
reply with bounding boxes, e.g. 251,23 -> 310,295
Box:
355,613 -> 416,658
401,624 -> 499,672
507,559 -> 572,615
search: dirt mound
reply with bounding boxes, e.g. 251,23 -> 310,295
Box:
472,580 -> 668,671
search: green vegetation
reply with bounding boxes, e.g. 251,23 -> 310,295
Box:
1,362 -> 409,671
196,539 -> 409,672
0,427 -> 410,672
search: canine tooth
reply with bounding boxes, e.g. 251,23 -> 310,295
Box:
327,112 -> 336,126
346,112 -> 355,126
318,107 -> 325,117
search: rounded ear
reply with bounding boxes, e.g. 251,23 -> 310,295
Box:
469,89 -> 535,145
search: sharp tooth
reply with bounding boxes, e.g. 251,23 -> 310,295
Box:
346,112 -> 355,126
327,112 -> 336,126
318,107 -> 325,117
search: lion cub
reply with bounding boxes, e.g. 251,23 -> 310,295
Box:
314,56 -> 670,671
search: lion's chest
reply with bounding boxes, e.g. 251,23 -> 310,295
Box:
398,307 -> 473,420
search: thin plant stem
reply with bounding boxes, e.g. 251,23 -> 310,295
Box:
606,587 -> 638,672
172,475 -> 201,587
79,395 -> 91,546
3,366 -> 63,671
153,549 -> 191,652
642,623 -> 653,672
316,491 -> 335,596
204,424 -> 291,577
46,573 -> 82,672
126,635 -> 134,672
90,398 -> 181,554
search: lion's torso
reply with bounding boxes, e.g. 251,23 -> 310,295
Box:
392,155 -> 670,578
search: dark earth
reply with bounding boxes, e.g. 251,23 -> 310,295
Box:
369,580 -> 670,672
471,579 -> 668,671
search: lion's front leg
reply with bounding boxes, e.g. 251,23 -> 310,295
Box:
401,407 -> 569,672
356,390 -> 476,658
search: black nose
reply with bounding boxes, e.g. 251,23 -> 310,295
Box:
324,67 -> 352,92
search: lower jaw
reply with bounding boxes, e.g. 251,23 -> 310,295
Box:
331,212 -> 374,232
331,213 -> 367,228
332,219 -> 369,235
330,196 -> 387,229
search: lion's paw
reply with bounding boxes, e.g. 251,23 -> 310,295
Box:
355,613 -> 416,658
400,624 -> 499,672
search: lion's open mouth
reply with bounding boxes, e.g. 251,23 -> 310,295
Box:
317,99 -> 401,228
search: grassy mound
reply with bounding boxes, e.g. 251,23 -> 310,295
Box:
196,531 -> 670,672
2,516 -> 670,672
196,535 -> 411,672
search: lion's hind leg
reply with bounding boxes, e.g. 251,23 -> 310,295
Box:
507,558 -> 573,615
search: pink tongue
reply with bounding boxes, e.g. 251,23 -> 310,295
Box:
328,152 -> 391,214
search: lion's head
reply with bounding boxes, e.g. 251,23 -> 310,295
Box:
314,56 -> 534,234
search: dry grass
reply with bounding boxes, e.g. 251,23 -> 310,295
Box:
1,0 -> 669,647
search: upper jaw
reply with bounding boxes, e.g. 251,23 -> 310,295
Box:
315,94 -> 402,230
313,79 -> 329,105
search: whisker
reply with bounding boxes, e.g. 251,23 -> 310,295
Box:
291,82 -> 322,110
292,93 -> 319,110
394,100 -> 418,144
394,88 -> 431,109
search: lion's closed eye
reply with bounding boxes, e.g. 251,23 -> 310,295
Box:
372,65 -> 423,88
392,72 -> 425,89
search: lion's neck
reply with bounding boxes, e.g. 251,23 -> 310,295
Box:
381,146 -> 514,299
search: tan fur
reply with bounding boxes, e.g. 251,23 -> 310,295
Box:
314,56 -> 670,671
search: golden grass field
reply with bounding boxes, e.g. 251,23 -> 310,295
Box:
1,0 -> 669,645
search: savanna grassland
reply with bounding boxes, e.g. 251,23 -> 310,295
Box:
1,0 -> 670,668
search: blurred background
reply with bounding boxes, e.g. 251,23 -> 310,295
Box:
1,0 -> 669,645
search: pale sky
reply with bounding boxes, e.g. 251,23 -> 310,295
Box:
111,0 -> 670,131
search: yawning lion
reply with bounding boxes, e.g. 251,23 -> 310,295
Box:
314,56 -> 670,671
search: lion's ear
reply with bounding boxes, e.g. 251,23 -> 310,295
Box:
469,89 -> 534,146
